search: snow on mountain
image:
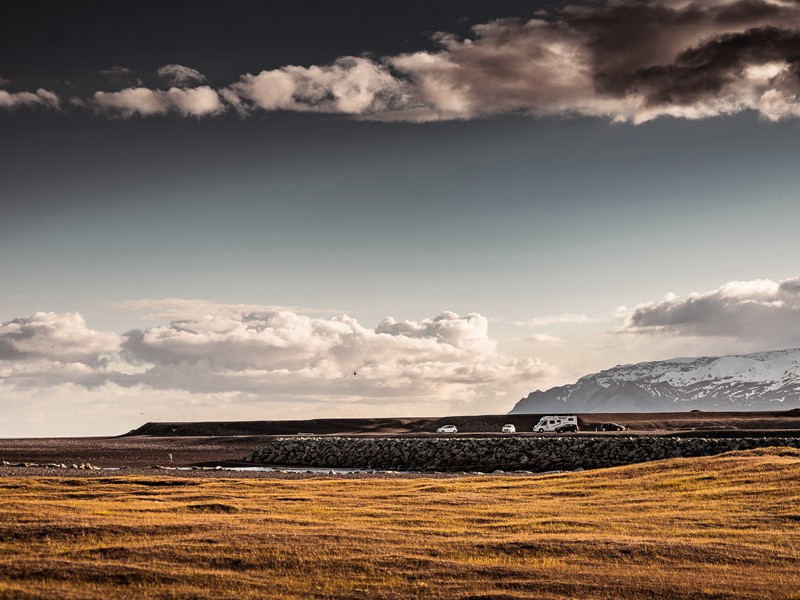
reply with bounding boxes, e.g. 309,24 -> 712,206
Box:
510,348 -> 800,414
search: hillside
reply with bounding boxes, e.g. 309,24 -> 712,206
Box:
512,348 -> 800,414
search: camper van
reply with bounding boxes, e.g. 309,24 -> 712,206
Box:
533,415 -> 579,433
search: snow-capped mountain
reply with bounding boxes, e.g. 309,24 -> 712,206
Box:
510,348 -> 800,413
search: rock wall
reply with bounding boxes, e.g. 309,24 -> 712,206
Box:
244,435 -> 800,472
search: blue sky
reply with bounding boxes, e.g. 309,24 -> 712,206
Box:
4,112 -> 799,325
4,112 -> 798,331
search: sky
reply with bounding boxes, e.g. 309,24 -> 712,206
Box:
3,0 -> 800,436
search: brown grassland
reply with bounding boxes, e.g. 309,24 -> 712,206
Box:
1,448 -> 800,599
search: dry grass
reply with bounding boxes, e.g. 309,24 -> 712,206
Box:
1,449 -> 800,599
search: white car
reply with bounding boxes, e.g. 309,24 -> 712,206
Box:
437,424 -> 458,433
501,424 -> 516,433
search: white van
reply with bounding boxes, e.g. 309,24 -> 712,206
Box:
533,415 -> 578,433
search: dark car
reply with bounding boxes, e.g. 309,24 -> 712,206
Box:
599,422 -> 626,431
554,423 -> 579,433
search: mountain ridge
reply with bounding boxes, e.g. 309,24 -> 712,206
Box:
511,347 -> 800,414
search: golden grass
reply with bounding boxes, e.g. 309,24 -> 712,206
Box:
1,448 -> 800,599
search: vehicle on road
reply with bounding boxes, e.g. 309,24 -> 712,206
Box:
533,415 -> 579,433
501,424 -> 516,433
437,424 -> 458,433
599,422 -> 626,431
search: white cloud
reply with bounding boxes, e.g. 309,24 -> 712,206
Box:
225,56 -> 410,115
0,305 -> 554,434
91,86 -> 224,117
524,333 -> 565,344
0,88 -> 59,110
120,308 -> 550,405
114,298 -> 344,321
157,64 -> 206,86
385,19 -> 603,121
511,313 -> 598,327
92,87 -> 167,116
618,276 -> 800,346
0,312 -> 121,392
165,86 -> 225,116
0,312 -> 120,365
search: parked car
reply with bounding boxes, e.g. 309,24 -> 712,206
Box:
436,424 -> 458,433
555,423 -> 579,433
501,423 -> 516,433
533,415 -> 579,433
599,422 -> 626,431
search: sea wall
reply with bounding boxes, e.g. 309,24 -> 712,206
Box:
244,435 -> 800,472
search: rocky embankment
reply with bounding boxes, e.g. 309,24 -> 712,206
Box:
244,435 -> 800,472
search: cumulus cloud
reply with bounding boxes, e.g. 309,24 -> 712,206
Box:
19,0 -> 800,122
0,312 -> 121,389
0,305 -> 552,426
618,276 -> 800,345
0,88 -> 59,110
216,0 -> 800,122
119,308 -> 549,404
0,312 -> 119,364
157,64 -> 207,86
91,86 -> 224,117
223,56 -> 409,116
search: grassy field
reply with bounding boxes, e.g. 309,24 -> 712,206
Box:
1,449 -> 799,599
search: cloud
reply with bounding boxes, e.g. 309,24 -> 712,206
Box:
0,312 -> 121,389
0,88 -> 59,110
18,0 -> 800,123
114,298 -> 291,320
120,308 -> 550,405
91,86 -> 224,117
0,305 -> 554,428
511,313 -> 598,327
0,312 -> 119,364
157,64 -> 207,86
114,298 -> 344,321
223,56 -> 409,116
524,333 -> 565,344
97,66 -> 141,85
618,276 -> 800,345
219,0 -> 800,123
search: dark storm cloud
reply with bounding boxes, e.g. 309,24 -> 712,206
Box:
614,27 -> 800,108
568,0 -> 800,91
378,0 -> 800,122
7,0 -> 800,122
619,277 -> 800,344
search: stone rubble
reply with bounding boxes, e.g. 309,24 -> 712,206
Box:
244,435 -> 800,472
